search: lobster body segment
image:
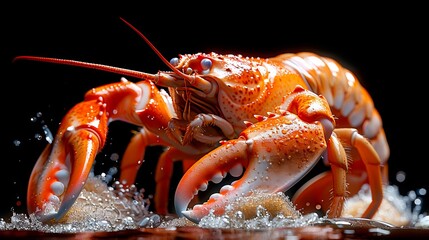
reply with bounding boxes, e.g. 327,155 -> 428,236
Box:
18,20 -> 389,223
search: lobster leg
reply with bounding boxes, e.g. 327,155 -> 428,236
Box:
120,128 -> 170,186
154,148 -> 200,215
324,133 -> 349,218
120,128 -> 204,215
182,113 -> 236,145
334,128 -> 383,218
291,170 -> 368,217
293,128 -> 383,219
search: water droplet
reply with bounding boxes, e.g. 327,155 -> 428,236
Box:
110,153 -> 119,161
34,133 -> 42,141
13,140 -> 21,147
396,171 -> 406,182
42,125 -> 53,143
408,190 -> 416,200
414,198 -> 422,206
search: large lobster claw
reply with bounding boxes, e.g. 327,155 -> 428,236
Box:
175,87 -> 336,223
27,99 -> 108,222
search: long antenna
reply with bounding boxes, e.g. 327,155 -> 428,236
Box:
13,17 -> 180,82
13,55 -> 156,80
118,17 -> 194,81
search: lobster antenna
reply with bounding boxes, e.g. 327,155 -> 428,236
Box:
12,17 -> 183,81
118,18 -> 194,80
13,55 -> 156,80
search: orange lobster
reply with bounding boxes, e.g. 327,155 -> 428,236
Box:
16,18 -> 389,223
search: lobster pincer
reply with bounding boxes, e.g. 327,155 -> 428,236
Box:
27,97 -> 109,222
25,78 -> 183,222
174,87 -> 352,223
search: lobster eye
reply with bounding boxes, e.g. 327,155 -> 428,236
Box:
200,58 -> 212,70
170,57 -> 179,67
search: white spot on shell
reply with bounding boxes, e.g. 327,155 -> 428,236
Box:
211,173 -> 224,184
51,182 -> 65,196
229,164 -> 243,177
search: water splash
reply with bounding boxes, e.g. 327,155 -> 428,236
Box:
28,112 -> 54,144
342,184 -> 413,227
2,176 -> 429,233
0,176 -> 159,233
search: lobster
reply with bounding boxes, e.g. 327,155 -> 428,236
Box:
15,18 -> 390,224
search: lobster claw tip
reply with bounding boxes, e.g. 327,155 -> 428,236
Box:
36,214 -> 57,224
33,201 -> 73,223
29,162 -> 90,223
27,127 -> 103,223
181,210 -> 200,224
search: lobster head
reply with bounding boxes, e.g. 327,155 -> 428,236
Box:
168,52 -> 266,106
170,52 -> 266,100
165,52 -> 303,132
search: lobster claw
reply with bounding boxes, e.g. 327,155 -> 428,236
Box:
174,87 -> 335,223
27,99 -> 108,223
174,115 -> 329,223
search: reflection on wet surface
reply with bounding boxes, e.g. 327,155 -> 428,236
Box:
2,218 -> 429,239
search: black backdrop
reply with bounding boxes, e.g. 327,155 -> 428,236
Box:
2,6 -> 428,219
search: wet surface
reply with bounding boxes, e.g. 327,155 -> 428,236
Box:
1,185 -> 429,239
2,219 -> 429,239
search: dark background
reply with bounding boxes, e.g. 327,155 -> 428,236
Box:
2,6 -> 428,220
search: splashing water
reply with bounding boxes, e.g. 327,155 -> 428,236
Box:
0,175 -> 160,233
159,191 -> 323,229
1,172 -> 429,234
342,184 -> 412,227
